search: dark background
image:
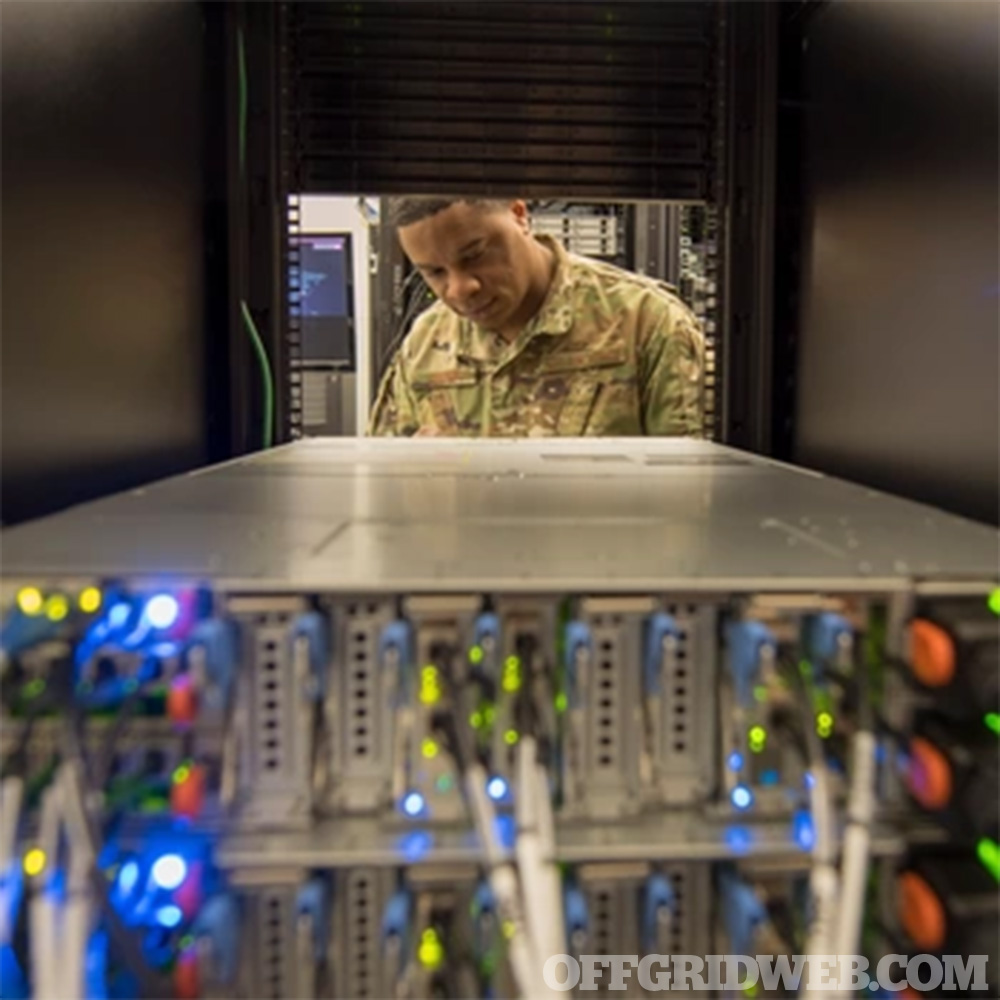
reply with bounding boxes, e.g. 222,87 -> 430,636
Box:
2,1 -> 996,526
1,1 -> 231,525
790,0 -> 999,525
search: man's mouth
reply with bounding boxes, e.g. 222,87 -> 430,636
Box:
464,299 -> 496,320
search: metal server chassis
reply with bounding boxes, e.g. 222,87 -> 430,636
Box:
1,439 -> 997,999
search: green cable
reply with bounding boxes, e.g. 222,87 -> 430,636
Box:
241,301 -> 274,449
237,25 -> 276,449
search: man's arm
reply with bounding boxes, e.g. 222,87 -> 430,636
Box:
367,355 -> 421,436
638,298 -> 707,437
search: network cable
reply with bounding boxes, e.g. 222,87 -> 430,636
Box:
430,662 -> 559,1000
835,651 -> 877,959
786,657 -> 840,1000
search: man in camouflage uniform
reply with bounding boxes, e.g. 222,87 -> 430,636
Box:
368,197 -> 705,437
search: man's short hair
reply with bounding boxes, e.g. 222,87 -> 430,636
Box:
387,196 -> 508,229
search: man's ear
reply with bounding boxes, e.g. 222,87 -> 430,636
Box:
509,199 -> 531,234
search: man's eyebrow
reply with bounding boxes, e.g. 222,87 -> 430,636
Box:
414,238 -> 485,270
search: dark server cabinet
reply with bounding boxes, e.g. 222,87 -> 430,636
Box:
1,1 -> 230,525
788,1 -> 999,524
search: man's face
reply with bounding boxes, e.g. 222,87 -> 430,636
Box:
398,200 -> 538,332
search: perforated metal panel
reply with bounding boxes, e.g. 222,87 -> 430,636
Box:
328,599 -> 399,812
230,598 -> 317,828
285,1 -> 720,198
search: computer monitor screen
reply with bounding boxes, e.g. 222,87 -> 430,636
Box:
296,234 -> 354,366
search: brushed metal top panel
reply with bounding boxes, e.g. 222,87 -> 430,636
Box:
2,438 -> 996,592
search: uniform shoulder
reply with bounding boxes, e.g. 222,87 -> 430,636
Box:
566,252 -> 693,330
568,252 -> 686,308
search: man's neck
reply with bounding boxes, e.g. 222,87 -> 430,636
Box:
496,238 -> 557,342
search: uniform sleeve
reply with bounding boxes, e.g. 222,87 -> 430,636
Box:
367,354 -> 421,437
638,297 -> 707,438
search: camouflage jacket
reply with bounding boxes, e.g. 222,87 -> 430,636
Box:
368,236 -> 706,437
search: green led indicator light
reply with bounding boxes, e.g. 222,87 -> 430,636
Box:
24,679 -> 45,699
435,774 -> 454,793
753,684 -> 768,703
470,711 -> 483,730
469,645 -> 484,665
504,729 -> 519,745
989,589 -> 1000,616
555,692 -> 568,714
985,712 -> 1000,737
977,837 -> 999,882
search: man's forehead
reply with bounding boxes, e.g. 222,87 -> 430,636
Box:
400,205 -> 501,264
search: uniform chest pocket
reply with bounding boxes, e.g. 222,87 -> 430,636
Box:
534,346 -> 631,436
411,369 -> 483,434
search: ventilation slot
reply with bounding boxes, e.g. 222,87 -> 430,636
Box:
348,622 -> 373,760
348,874 -> 375,999
669,870 -> 686,953
265,894 -> 285,999
594,635 -> 618,770
287,198 -> 304,439
669,624 -> 690,756
257,620 -> 289,773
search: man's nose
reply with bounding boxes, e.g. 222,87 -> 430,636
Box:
447,271 -> 482,303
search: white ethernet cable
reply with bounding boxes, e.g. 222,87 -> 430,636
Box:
516,736 -> 566,977
533,759 -> 566,965
29,777 -> 63,1000
835,729 -> 878,958
464,760 -> 554,1000
0,776 -> 24,945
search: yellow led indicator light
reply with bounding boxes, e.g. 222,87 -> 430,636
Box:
173,764 -> 191,785
816,712 -> 834,738
502,919 -> 515,940
555,692 -> 568,714
989,588 -> 1000,616
504,729 -> 519,745
748,725 -> 767,753
502,655 -> 522,694
985,713 -> 1000,737
79,587 -> 102,614
419,665 -> 442,706
422,738 -> 439,759
23,848 -> 46,878
469,645 -> 484,665
418,928 -> 444,970
977,837 -> 999,882
16,588 -> 43,616
45,595 -> 69,622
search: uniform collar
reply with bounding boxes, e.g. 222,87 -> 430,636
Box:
521,234 -> 577,337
